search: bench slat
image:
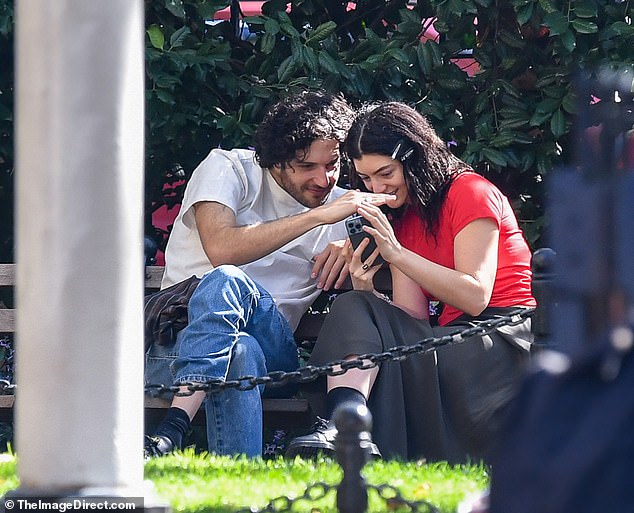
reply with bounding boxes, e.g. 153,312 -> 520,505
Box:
0,395 -> 309,413
0,264 -> 14,287
0,310 -> 14,333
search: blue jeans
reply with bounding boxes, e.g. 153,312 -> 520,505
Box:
170,265 -> 299,457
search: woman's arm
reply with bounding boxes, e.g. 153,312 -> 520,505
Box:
390,266 -> 429,319
389,218 -> 499,316
356,203 -> 499,316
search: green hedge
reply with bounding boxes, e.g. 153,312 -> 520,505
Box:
1,0 -> 633,261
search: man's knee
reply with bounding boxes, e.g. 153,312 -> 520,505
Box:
228,339 -> 266,381
189,265 -> 258,311
199,264 -> 250,288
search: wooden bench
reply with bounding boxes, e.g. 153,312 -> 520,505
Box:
0,263 -> 391,430
0,255 -> 552,430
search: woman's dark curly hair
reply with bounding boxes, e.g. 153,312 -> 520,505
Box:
254,90 -> 354,170
344,102 -> 471,237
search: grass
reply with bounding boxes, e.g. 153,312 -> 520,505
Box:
0,450 -> 489,513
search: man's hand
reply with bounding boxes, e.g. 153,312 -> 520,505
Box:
311,240 -> 349,290
316,190 -> 397,225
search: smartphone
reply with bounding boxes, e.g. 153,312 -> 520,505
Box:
345,214 -> 385,266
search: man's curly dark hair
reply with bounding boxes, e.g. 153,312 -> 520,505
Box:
254,90 -> 353,170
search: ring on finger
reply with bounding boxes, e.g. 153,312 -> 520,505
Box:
362,263 -> 369,271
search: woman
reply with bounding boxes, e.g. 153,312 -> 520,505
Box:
285,102 -> 537,463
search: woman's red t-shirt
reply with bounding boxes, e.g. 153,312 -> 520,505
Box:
394,172 -> 537,326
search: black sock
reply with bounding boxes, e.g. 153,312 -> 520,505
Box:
154,407 -> 191,449
326,387 -> 367,419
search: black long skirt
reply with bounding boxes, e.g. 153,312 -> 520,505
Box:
302,290 -> 534,464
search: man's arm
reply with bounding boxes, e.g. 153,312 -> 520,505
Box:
195,201 -> 326,266
195,190 -> 395,267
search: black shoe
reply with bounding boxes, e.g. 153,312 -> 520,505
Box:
285,417 -> 381,459
144,434 -> 174,459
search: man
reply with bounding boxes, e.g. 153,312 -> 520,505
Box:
144,90 -> 395,458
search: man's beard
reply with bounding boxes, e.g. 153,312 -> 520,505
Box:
276,173 -> 333,208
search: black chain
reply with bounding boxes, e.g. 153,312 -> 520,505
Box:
367,483 -> 441,513
235,481 -> 336,513
144,308 -> 534,397
233,481 -> 442,513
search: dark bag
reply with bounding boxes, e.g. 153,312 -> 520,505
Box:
143,275 -> 200,350
488,333 -> 634,513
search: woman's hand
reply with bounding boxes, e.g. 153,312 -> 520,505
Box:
355,203 -> 403,263
345,238 -> 382,291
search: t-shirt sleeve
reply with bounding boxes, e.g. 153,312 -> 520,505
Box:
447,174 -> 504,235
179,150 -> 248,230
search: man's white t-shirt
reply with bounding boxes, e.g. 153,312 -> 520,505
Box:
162,148 -> 348,331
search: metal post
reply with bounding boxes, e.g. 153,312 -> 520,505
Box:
11,0 -> 164,507
530,247 -> 557,346
334,403 -> 371,513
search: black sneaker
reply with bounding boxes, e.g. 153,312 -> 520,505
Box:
285,417 -> 381,459
144,434 -> 174,460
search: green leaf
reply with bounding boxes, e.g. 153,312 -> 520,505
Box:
197,1 -> 231,19
516,4 -> 534,26
386,48 -> 410,64
306,21 -> 337,44
164,0 -> 186,19
303,47 -> 319,73
264,18 -> 280,36
538,0 -> 558,14
482,147 -> 508,166
259,32 -> 276,54
559,29 -> 576,52
602,21 -> 634,39
535,97 -> 561,114
543,11 -> 569,36
530,111 -> 551,126
417,43 -> 433,75
436,78 -> 467,90
498,29 -> 526,49
571,19 -> 598,34
155,89 -> 175,105
277,55 -> 297,82
169,26 -> 190,49
561,92 -> 578,114
147,25 -> 165,51
573,4 -> 597,18
492,131 -> 518,147
318,51 -> 339,74
550,109 -> 566,138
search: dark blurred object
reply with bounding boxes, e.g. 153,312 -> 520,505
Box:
144,236 -> 158,266
488,66 -> 634,513
489,333 -> 634,513
530,247 -> 556,346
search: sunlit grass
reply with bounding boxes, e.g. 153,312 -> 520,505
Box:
0,450 -> 489,513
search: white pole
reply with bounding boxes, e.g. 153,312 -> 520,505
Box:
14,0 -> 149,496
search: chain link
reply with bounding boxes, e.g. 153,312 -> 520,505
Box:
367,483 -> 441,513
145,308 -> 534,397
233,480 -> 444,513
235,481 -> 336,513
0,309 -> 533,398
